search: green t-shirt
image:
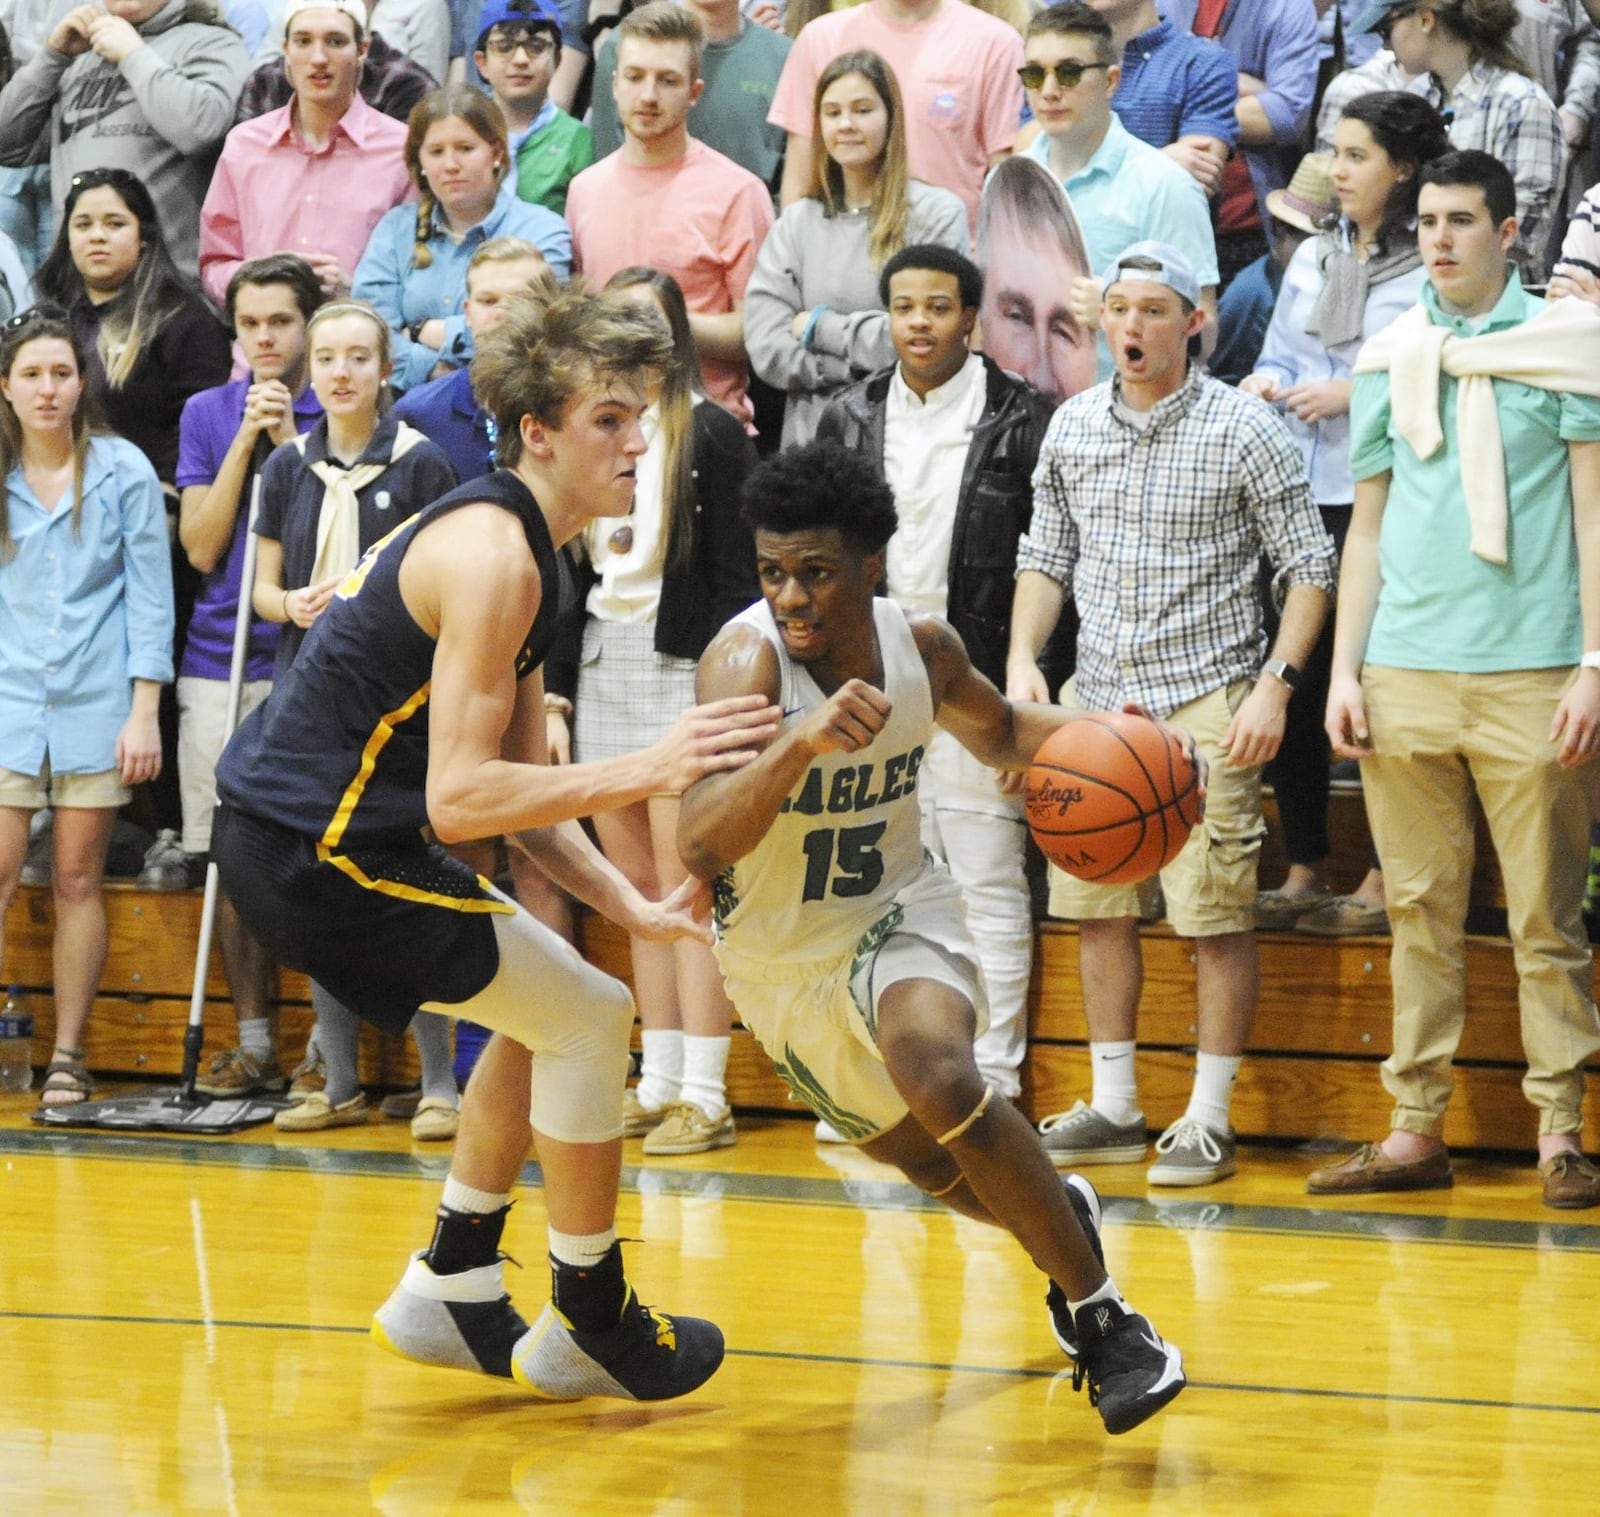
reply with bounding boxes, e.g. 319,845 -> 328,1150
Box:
592,21 -> 791,189
513,107 -> 594,217
1349,273 -> 1600,673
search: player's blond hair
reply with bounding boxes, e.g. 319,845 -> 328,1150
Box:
470,282 -> 674,466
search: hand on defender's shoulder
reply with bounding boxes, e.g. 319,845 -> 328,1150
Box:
650,695 -> 782,794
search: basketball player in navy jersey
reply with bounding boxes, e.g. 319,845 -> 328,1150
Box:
213,287 -> 780,1402
676,440 -> 1191,1436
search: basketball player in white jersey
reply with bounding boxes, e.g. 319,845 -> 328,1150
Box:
678,440 -> 1192,1436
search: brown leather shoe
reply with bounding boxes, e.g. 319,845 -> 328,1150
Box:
1539,1151 -> 1600,1209
1307,1142 -> 1453,1194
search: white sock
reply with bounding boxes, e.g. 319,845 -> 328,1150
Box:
635,1028 -> 684,1110
1067,1274 -> 1128,1318
679,1034 -> 731,1118
1185,1052 -> 1241,1136
1088,1040 -> 1141,1127
441,1178 -> 509,1215
237,1017 -> 273,1062
548,1225 -> 616,1267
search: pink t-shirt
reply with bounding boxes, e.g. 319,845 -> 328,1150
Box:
566,139 -> 776,427
769,0 -> 1024,233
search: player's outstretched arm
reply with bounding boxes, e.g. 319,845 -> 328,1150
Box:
678,623 -> 892,880
417,508 -> 779,842
917,615 -> 1082,770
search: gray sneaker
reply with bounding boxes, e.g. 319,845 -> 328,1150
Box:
138,829 -> 200,891
1147,1116 -> 1236,1186
1038,1101 -> 1147,1167
372,1251 -> 529,1379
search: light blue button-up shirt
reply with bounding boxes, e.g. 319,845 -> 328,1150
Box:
354,181 -> 572,392
0,436 -> 174,776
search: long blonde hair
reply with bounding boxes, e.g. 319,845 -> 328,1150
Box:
809,50 -> 912,270
599,268 -> 699,578
404,86 -> 510,271
0,309 -> 98,565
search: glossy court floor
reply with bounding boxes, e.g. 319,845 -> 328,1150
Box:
2,1095 -> 1598,1517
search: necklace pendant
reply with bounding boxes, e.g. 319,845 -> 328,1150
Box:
608,522 -> 634,555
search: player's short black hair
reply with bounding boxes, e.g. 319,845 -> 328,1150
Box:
878,243 -> 983,309
740,440 -> 899,555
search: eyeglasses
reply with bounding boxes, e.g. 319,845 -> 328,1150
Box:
4,303 -> 70,333
1017,60 -> 1109,91
483,30 -> 556,58
1375,5 -> 1421,42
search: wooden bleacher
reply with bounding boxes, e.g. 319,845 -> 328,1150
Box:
6,786 -> 1597,1150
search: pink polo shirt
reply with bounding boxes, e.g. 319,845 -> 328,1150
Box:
768,0 -> 1024,233
565,139 -> 775,427
199,92 -> 413,305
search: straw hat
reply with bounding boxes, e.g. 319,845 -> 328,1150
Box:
1265,154 -> 1338,236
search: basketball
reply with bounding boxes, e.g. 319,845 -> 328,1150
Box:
1025,713 -> 1202,884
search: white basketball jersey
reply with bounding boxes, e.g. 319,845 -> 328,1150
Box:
714,597 -> 935,964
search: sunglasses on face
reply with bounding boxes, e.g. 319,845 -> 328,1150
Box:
483,29 -> 556,57
1017,60 -> 1109,91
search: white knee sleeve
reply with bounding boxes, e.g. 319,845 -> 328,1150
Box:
424,900 -> 633,1144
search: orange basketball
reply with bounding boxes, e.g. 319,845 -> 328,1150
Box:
1025,713 -> 1202,884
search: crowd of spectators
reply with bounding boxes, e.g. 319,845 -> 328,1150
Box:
0,0 -> 1598,1203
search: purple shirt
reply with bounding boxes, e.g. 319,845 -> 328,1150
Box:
175,379 -> 323,681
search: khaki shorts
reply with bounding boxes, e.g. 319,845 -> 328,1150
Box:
716,864 -> 987,1144
1046,681 -> 1265,937
177,674 -> 273,855
0,759 -> 128,811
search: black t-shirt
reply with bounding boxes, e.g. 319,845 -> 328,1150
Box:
72,293 -> 233,486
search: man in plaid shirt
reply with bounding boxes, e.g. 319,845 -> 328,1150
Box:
1009,240 -> 1336,1186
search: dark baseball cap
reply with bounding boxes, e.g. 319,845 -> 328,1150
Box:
476,0 -> 563,50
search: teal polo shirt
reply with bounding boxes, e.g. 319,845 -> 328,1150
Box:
1022,117 -> 1219,379
1350,272 -> 1600,673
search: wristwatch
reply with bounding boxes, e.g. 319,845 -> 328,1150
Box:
1262,658 -> 1300,690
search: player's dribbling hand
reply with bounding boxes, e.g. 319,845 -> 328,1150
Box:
626,875 -> 715,946
800,679 -> 891,756
1325,673 -> 1373,759
656,694 -> 781,792
1124,703 -> 1208,811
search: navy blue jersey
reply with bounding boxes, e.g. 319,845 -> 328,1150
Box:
218,470 -> 571,846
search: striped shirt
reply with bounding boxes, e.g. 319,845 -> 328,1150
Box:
1019,366 -> 1336,718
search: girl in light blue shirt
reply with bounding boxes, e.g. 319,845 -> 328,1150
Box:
354,84 -> 572,392
0,305 -> 173,1106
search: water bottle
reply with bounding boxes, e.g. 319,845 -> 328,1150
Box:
0,986 -> 33,1094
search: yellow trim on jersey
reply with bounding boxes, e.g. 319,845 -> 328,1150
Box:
316,844 -> 516,916
321,680 -> 434,851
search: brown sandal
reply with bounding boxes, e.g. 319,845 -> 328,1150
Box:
39,1048 -> 95,1108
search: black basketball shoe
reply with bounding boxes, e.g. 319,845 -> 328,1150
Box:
1072,1298 -> 1186,1435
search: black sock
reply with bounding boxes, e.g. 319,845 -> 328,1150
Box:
425,1203 -> 511,1276
550,1241 -> 627,1333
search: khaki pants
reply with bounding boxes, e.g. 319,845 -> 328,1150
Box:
1361,665 -> 1600,1137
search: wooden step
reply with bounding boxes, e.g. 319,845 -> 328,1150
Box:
4,881 -> 1581,1150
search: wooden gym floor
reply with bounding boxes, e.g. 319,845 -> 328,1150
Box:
2,1100 -> 1598,1516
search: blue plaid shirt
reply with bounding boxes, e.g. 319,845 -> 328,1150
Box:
1019,366 -> 1335,718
